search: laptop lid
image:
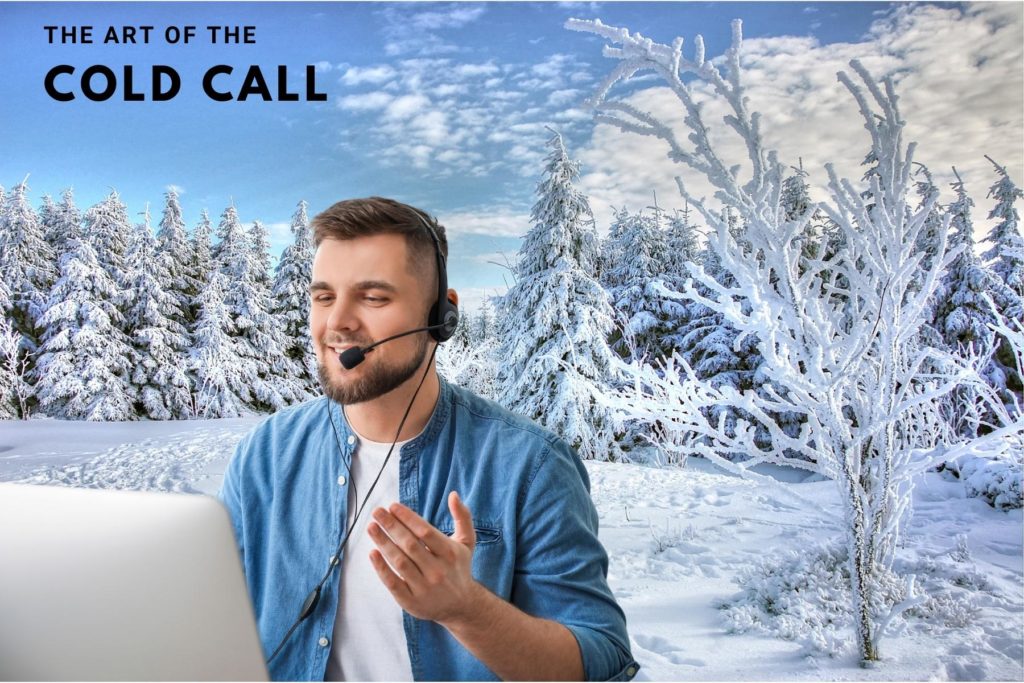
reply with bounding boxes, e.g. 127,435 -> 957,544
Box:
0,483 -> 269,681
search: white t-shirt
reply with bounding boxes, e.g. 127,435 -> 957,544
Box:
324,421 -> 417,682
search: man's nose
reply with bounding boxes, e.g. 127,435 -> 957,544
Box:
325,296 -> 360,333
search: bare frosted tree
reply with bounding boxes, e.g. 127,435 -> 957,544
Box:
568,17 -> 1024,662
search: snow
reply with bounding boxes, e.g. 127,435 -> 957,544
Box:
1,419 -> 1020,680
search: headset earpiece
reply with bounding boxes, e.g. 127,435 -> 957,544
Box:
415,210 -> 459,343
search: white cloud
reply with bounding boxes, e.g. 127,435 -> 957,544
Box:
384,93 -> 432,121
314,61 -> 334,74
442,208 -> 532,238
454,62 -> 500,79
575,3 -> 1023,240
340,64 -> 397,86
547,88 -> 581,107
337,91 -> 394,111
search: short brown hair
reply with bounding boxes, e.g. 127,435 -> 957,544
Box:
310,197 -> 448,288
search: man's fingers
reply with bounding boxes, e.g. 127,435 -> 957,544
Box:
367,521 -> 425,582
449,491 -> 476,550
388,502 -> 458,558
368,549 -> 413,602
372,507 -> 437,565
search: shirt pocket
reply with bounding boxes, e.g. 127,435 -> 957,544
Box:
436,520 -> 502,546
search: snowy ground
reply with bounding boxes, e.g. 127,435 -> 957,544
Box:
1,418 -> 1021,681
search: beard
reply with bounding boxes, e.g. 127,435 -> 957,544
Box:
318,333 -> 430,405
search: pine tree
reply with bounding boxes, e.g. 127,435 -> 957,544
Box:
83,190 -> 134,292
189,272 -> 247,418
602,207 -> 679,363
0,179 -> 56,351
34,235 -> 135,420
495,131 -> 621,461
980,157 -> 1024,407
271,201 -> 318,396
473,298 -> 496,345
156,188 -> 199,328
189,209 -> 214,309
124,207 -> 193,419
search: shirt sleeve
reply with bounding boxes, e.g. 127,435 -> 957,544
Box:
511,439 -> 640,681
217,430 -> 251,565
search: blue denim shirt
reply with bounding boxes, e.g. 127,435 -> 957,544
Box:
219,376 -> 639,681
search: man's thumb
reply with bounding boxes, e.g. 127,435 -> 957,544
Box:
449,491 -> 475,549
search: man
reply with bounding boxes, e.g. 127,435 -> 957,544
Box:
219,197 -> 638,681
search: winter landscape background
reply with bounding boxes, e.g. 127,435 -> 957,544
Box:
2,2 -> 1023,680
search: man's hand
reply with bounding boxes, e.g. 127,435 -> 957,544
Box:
367,490 -> 483,625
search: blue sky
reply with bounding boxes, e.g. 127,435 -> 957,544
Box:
2,2 -> 1021,311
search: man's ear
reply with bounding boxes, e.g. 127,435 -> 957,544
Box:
447,289 -> 459,307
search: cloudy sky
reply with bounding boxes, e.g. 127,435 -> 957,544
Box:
1,1 -> 1021,311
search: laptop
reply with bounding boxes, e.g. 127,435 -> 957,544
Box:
0,483 -> 269,681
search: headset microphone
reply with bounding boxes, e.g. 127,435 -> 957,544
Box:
338,321 -> 451,369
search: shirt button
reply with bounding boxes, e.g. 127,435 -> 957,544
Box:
318,637 -> 329,647
346,435 -> 356,445
337,475 -> 347,486
329,555 -> 338,567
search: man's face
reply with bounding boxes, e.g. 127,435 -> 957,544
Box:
310,234 -> 432,405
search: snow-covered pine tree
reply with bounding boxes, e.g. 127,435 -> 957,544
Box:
189,210 -> 214,301
209,206 -> 292,411
602,206 -> 681,363
982,156 -> 1024,299
495,130 -> 621,461
980,157 -> 1024,408
569,17 -> 1024,661
123,206 -> 193,420
248,218 -> 304,407
472,297 -> 496,346
34,233 -> 135,420
271,200 -> 318,396
438,302 -> 499,400
189,272 -> 246,418
156,188 -> 200,330
0,179 -> 56,379
83,190 -> 134,295
932,169 -> 1005,353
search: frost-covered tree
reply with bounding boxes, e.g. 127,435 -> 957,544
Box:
34,235 -> 135,420
189,272 -> 246,418
124,208 -> 193,419
210,206 -> 294,411
271,200 -> 318,395
156,188 -> 199,328
982,156 -> 1024,299
602,207 -> 682,362
932,169 -> 1004,353
472,297 -> 497,345
248,218 -> 304,406
980,157 -> 1024,407
188,210 -> 214,316
0,179 -> 56,363
438,304 -> 498,400
495,130 -> 622,460
83,190 -> 134,294
569,17 -> 1024,661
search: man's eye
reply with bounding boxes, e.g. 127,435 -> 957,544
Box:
314,295 -> 333,304
364,296 -> 387,303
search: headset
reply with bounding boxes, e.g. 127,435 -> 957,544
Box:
267,205 -> 458,665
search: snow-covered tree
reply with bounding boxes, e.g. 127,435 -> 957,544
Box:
209,206 -> 294,411
0,179 -> 56,362
602,207 -> 682,362
83,190 -> 134,293
123,208 -> 193,419
189,272 -> 247,418
568,17 -> 1024,661
982,156 -> 1024,299
495,130 -> 622,461
438,304 -> 498,400
188,209 -> 214,315
472,297 -> 497,346
156,188 -> 200,328
980,157 -> 1024,407
271,200 -> 318,395
34,235 -> 135,420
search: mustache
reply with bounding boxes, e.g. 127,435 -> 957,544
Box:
322,336 -> 374,348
